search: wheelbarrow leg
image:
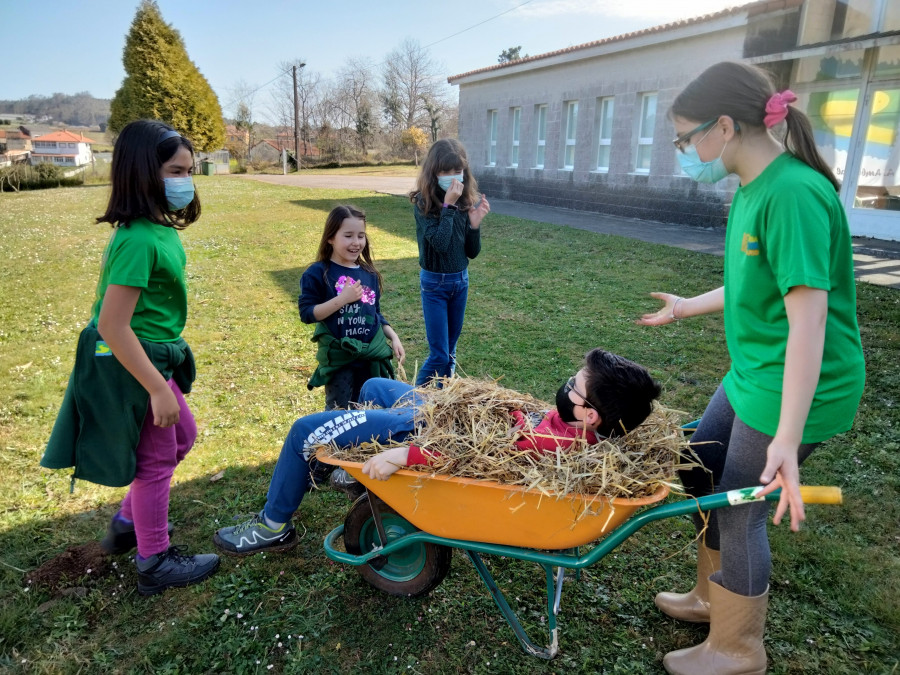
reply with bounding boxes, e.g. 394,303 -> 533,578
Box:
466,550 -> 559,659
553,567 -> 564,615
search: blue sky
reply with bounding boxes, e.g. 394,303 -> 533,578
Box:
3,0 -> 740,122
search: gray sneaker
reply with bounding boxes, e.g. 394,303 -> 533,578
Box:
135,546 -> 219,596
213,511 -> 299,556
329,468 -> 366,501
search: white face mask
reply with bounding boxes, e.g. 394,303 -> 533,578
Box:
437,174 -> 463,191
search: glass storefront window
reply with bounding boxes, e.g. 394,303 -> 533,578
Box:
795,50 -> 865,83
854,87 -> 900,210
799,1 -> 878,44
875,44 -> 900,78
884,1 -> 900,31
799,88 -> 861,185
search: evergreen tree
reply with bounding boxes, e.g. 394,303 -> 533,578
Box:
109,0 -> 225,151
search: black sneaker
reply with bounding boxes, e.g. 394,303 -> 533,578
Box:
100,516 -> 175,555
135,546 -> 219,596
213,511 -> 299,556
307,457 -> 336,489
329,468 -> 366,501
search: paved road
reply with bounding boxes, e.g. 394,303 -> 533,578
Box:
235,173 -> 900,289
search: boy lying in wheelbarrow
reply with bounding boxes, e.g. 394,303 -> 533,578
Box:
213,348 -> 661,556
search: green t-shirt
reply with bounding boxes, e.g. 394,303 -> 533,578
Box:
91,218 -> 188,342
722,153 -> 865,443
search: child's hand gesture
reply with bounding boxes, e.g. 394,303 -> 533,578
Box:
444,179 -> 464,206
339,278 -> 364,305
469,195 -> 491,229
362,446 -> 410,480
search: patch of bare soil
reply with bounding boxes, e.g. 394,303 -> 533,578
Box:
25,542 -> 112,591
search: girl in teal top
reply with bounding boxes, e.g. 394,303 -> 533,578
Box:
639,62 -> 864,675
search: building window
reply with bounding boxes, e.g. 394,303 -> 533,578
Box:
535,104 -> 547,168
510,107 -> 521,167
596,97 -> 614,171
636,92 -> 657,173
487,110 -> 498,166
563,100 -> 578,169
799,0 -> 890,44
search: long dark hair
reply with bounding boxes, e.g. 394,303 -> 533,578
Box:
315,205 -> 383,292
409,138 -> 481,215
671,62 -> 840,191
97,119 -> 201,228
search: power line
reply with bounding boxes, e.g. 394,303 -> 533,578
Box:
236,0 -> 537,106
424,0 -> 538,50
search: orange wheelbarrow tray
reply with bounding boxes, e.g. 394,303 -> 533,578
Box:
320,449 -> 842,660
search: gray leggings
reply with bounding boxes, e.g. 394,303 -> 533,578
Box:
679,385 -> 817,596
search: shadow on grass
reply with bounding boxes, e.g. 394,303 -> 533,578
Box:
3,455 -> 898,673
287,195 -> 419,244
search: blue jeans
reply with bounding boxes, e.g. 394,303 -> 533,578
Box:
416,269 -> 469,386
264,379 -> 420,523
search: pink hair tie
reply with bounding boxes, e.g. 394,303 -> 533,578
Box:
764,89 -> 798,128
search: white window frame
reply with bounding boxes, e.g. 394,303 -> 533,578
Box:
563,100 -> 578,170
510,107 -> 521,168
596,97 -> 614,172
487,109 -> 498,166
635,92 -> 657,173
535,104 -> 547,169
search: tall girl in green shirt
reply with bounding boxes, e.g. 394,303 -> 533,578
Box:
639,62 -> 864,675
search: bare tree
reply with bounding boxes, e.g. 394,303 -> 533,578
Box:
381,39 -> 441,131
226,79 -> 257,159
336,57 -> 378,155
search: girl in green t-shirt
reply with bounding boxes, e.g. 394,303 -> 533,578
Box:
46,120 -> 220,596
638,62 -> 864,675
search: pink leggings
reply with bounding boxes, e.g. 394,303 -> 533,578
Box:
119,380 -> 196,558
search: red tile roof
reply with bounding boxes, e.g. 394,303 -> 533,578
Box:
448,1 -> 777,82
33,130 -> 96,144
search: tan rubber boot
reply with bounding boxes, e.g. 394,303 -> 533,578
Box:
655,542 -> 721,622
663,577 -> 768,675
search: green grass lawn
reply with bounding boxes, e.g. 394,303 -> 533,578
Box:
0,176 -> 897,674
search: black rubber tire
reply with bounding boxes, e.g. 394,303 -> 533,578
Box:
343,494 -> 452,598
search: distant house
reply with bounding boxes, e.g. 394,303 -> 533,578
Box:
226,124 -> 250,147
30,130 -> 95,167
2,128 -> 32,165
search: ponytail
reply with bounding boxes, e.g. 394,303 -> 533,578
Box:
783,108 -> 841,191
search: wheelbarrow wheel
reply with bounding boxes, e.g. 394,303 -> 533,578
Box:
343,494 -> 451,598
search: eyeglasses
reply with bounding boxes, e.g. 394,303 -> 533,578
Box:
672,119 -> 717,153
564,376 -> 596,411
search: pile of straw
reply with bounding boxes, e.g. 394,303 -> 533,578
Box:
328,377 -> 690,501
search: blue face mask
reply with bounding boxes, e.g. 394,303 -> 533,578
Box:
677,142 -> 730,184
164,176 -> 195,210
437,174 -> 463,191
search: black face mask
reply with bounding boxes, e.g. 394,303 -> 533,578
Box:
555,383 -> 579,424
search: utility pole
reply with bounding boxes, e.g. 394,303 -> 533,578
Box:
292,62 -> 306,172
